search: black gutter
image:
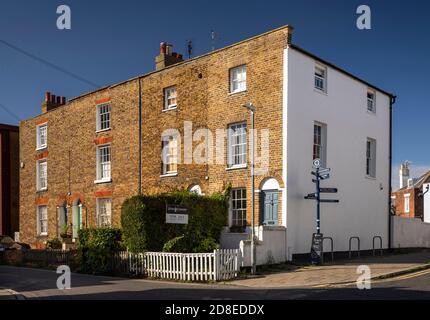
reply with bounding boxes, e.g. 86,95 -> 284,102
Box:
388,95 -> 397,250
138,78 -> 142,195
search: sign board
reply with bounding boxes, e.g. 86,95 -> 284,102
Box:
304,193 -> 317,200
310,233 -> 323,265
320,199 -> 339,203
166,205 -> 189,224
319,188 -> 338,193
312,158 -> 321,169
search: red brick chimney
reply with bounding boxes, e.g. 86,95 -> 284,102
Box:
41,91 -> 67,113
155,42 -> 184,70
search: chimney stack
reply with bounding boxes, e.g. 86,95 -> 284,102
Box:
41,91 -> 67,113
155,42 -> 184,70
400,161 -> 410,189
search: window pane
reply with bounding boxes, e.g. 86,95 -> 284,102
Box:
231,188 -> 246,227
230,65 -> 246,93
98,104 -> 111,130
228,123 -> 247,167
98,145 -> 111,179
98,199 -> 112,227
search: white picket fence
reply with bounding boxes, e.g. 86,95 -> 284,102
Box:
119,249 -> 240,281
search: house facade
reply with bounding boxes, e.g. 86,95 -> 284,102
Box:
19,25 -> 393,259
0,123 -> 19,237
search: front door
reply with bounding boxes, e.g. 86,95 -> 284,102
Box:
261,190 -> 279,226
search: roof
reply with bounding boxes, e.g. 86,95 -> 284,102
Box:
0,123 -> 19,131
25,24 -> 394,121
396,170 -> 430,192
290,45 -> 394,98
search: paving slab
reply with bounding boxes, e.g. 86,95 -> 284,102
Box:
229,250 -> 430,288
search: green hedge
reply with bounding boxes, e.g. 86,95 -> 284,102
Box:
77,228 -> 124,274
121,191 -> 228,253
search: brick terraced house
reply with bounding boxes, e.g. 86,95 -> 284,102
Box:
19,25 -> 394,260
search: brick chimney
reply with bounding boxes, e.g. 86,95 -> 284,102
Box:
155,42 -> 184,70
41,91 -> 67,113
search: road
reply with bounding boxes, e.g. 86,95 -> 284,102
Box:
1,265 -> 430,300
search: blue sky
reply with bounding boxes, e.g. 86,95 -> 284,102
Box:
0,0 -> 429,184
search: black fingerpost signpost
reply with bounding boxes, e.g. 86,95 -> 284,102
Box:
305,159 -> 339,265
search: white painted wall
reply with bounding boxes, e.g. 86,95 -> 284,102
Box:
284,48 -> 391,257
392,216 -> 430,248
220,228 -> 249,249
240,226 -> 287,266
423,183 -> 430,223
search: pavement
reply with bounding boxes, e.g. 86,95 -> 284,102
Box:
229,249 -> 430,288
1,250 -> 430,300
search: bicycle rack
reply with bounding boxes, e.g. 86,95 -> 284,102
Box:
348,236 -> 360,259
321,237 -> 334,263
372,236 -> 383,256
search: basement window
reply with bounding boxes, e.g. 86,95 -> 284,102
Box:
36,123 -> 48,150
164,86 -> 177,110
96,103 -> 111,132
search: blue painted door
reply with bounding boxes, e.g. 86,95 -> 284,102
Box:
262,190 -> 279,225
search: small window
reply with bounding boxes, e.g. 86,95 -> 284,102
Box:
228,122 -> 247,168
37,160 -> 48,191
37,205 -> 48,236
314,65 -> 326,92
367,90 -> 376,112
366,138 -> 376,178
96,144 -> 111,182
164,86 -> 177,110
36,123 -> 48,150
97,198 -> 112,227
404,194 -> 410,213
313,122 -> 327,167
231,188 -> 246,227
96,103 -> 111,132
162,136 -> 178,175
229,65 -> 247,94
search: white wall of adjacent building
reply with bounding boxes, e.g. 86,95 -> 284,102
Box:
283,47 -> 391,258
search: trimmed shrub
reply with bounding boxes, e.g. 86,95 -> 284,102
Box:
121,190 -> 228,253
77,228 -> 124,274
46,238 -> 62,249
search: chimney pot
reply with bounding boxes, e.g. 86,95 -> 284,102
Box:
45,92 -> 51,102
61,96 -> 66,105
56,96 -> 61,104
51,95 -> 56,103
160,42 -> 167,54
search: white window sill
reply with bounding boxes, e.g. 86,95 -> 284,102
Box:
367,109 -> 376,115
365,175 -> 376,180
226,164 -> 247,171
314,88 -> 328,96
37,187 -> 48,192
95,128 -> 111,134
160,172 -> 178,178
94,178 -> 112,184
38,233 -> 48,237
228,89 -> 247,96
163,106 -> 177,112
36,146 -> 47,151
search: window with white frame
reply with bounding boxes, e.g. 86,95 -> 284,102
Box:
162,136 -> 178,175
164,86 -> 177,110
96,103 -> 111,131
231,188 -> 246,227
229,65 -> 247,93
366,138 -> 376,178
37,205 -> 48,236
314,65 -> 326,92
404,194 -> 410,213
96,144 -> 111,182
36,123 -> 48,150
97,198 -> 112,227
313,122 -> 327,167
367,90 -> 376,112
37,160 -> 48,191
228,122 -> 247,168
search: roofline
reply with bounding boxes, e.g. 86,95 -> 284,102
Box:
0,123 -> 19,131
289,44 -> 394,98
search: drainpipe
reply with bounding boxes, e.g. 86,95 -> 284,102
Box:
138,78 -> 142,195
388,95 -> 397,250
